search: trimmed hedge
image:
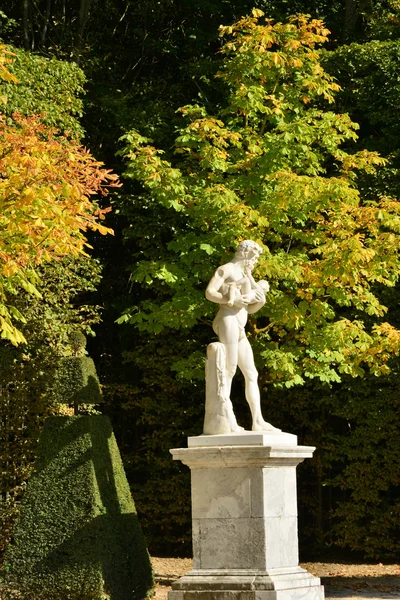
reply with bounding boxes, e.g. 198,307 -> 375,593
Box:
0,44 -> 85,139
57,356 -> 103,405
0,347 -> 56,559
1,416 -> 154,600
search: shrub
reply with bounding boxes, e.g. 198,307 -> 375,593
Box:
0,44 -> 85,138
1,415 -> 154,600
57,356 -> 103,406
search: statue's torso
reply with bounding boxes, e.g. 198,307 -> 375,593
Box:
211,261 -> 253,339
213,304 -> 248,340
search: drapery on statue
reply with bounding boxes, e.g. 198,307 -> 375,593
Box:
204,240 -> 280,435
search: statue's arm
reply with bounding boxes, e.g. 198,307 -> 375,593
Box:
246,271 -> 258,290
247,299 -> 265,314
244,287 -> 266,314
205,267 -> 229,305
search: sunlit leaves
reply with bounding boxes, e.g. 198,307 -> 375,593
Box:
118,13 -> 400,386
217,11 -> 340,130
0,44 -> 18,86
0,114 -> 118,344
0,44 -> 85,138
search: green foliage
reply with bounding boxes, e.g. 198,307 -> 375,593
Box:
1,415 -> 154,600
329,375 -> 400,558
100,332 -> 205,555
0,346 -> 56,559
0,44 -> 85,138
323,39 -> 400,198
363,0 -> 400,40
5,256 -> 103,354
69,330 -> 87,355
0,256 -> 103,558
57,357 -> 103,406
0,11 -> 18,37
260,364 -> 400,560
118,12 -> 400,388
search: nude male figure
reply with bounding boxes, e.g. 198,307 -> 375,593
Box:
205,240 -> 280,432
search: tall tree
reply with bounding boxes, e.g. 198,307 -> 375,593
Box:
103,12 -> 400,557
0,45 -> 118,344
118,11 -> 400,387
0,43 -> 114,561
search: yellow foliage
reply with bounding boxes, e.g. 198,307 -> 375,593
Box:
0,114 -> 119,344
0,44 -> 18,85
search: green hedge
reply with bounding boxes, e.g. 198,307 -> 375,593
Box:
1,416 -> 154,600
0,44 -> 85,138
57,356 -> 103,405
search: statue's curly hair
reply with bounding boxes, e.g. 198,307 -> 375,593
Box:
235,240 -> 263,259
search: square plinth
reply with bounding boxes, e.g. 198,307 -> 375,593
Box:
188,431 -> 297,448
169,439 -> 324,600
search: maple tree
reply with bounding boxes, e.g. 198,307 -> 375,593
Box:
0,44 -> 17,88
118,10 -> 400,387
0,46 -> 118,345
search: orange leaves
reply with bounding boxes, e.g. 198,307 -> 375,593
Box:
288,15 -> 331,46
0,113 -> 119,344
0,44 -> 18,87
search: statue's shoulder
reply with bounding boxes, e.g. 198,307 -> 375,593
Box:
215,261 -> 235,277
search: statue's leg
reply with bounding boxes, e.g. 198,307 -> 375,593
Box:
212,314 -> 245,431
215,314 -> 240,399
238,338 -> 281,432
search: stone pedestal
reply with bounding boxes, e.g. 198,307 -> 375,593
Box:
169,433 -> 324,600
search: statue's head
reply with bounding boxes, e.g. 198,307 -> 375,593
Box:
235,240 -> 263,260
257,280 -> 269,293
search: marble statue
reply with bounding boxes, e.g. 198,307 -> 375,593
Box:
204,240 -> 280,434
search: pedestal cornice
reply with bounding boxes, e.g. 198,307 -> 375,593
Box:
170,444 -> 316,469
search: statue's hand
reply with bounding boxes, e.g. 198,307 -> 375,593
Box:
231,295 -> 249,308
244,266 -> 252,277
242,289 -> 265,304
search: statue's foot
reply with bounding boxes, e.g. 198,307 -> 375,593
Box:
231,423 -> 245,432
252,420 -> 281,433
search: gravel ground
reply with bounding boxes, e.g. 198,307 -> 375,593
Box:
151,557 -> 400,600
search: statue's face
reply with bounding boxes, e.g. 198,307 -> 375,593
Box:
247,249 -> 261,271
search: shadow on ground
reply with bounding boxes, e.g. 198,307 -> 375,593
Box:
322,575 -> 400,596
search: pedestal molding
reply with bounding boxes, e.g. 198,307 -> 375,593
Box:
170,445 -> 316,469
172,566 -> 323,593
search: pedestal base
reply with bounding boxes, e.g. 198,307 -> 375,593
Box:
169,566 -> 324,600
169,439 -> 325,600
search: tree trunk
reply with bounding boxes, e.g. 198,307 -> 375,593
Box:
40,0 -> 52,47
343,0 -> 360,41
22,0 -> 30,50
77,0 -> 92,51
